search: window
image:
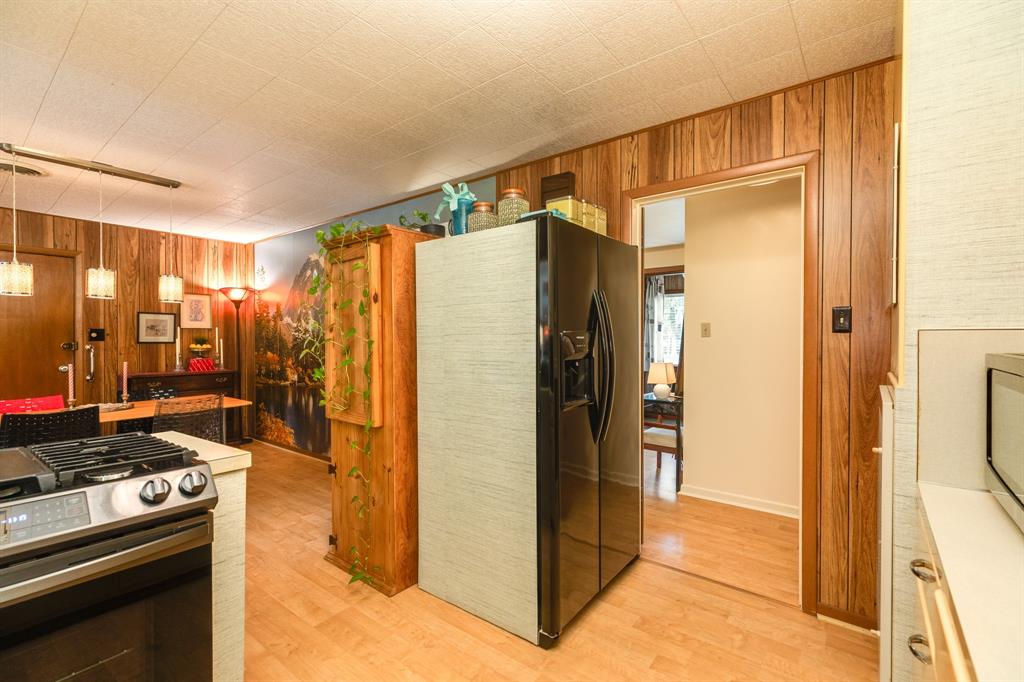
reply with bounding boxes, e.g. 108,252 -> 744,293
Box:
644,272 -> 684,368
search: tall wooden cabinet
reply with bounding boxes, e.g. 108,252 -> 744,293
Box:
322,226 -> 433,596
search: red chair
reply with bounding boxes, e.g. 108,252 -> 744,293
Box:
0,395 -> 65,414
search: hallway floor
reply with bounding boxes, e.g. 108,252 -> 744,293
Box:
642,450 -> 801,605
244,441 -> 876,681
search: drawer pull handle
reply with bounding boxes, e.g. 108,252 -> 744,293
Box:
146,381 -> 162,388
907,634 -> 932,665
910,558 -> 937,583
215,377 -> 229,383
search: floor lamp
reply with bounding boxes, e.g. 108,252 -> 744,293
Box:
219,286 -> 252,443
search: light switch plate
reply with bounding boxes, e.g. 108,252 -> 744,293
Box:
832,306 -> 852,333
700,323 -> 711,338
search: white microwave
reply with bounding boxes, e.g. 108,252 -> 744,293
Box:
986,353 -> 1024,533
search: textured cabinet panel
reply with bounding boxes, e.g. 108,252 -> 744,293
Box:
416,223 -> 539,644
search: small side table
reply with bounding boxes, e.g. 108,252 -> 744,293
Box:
643,392 -> 683,492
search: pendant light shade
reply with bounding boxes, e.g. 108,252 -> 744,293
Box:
158,185 -> 183,304
86,171 -> 116,299
158,273 -> 184,303
0,151 -> 33,296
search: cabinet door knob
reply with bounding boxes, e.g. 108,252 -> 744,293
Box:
147,381 -> 162,388
215,376 -> 228,383
871,446 -> 883,454
907,634 -> 932,664
910,558 -> 937,583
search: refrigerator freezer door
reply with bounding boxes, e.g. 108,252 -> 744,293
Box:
538,217 -> 601,640
598,236 -> 642,588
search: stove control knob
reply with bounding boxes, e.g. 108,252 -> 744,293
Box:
140,478 -> 172,504
178,471 -> 208,497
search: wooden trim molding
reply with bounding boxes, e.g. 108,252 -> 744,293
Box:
643,265 -> 685,276
622,151 -> 821,615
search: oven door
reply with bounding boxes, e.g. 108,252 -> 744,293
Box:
0,513 -> 213,682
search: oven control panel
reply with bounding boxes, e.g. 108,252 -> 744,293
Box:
0,491 -> 90,546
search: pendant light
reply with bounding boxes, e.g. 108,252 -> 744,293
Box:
0,151 -> 33,296
158,185 -> 183,304
86,171 -> 116,299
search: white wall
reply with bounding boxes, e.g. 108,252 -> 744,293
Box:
644,244 -> 685,270
681,177 -> 803,517
891,2 -> 1024,679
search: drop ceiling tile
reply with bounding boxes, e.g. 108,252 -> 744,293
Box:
527,32 -> 621,93
437,159 -> 485,180
368,128 -> 429,168
120,97 -> 220,148
627,40 -> 718,94
0,41 -> 61,144
104,183 -> 175,226
379,60 -> 470,105
700,4 -> 800,75
565,67 -> 648,111
151,43 -> 275,119
391,110 -> 451,145
95,129 -> 185,174
230,0 -> 353,45
719,47 -> 807,101
345,84 -> 419,131
516,93 -> 602,132
61,36 -> 172,93
202,151 -> 302,197
446,0 -> 512,24
0,0 -> 84,59
675,0 -> 788,38
434,88 -> 505,130
475,64 -> 561,108
790,0 -> 896,46
321,18 -> 419,82
359,0 -> 455,45
425,26 -> 523,85
561,0 -> 645,33
177,122 -> 269,174
802,16 -> 896,79
198,6 -> 313,74
483,0 -> 585,62
26,64 -> 149,158
653,75 -> 732,120
74,0 -> 224,66
592,1 -> 696,67
278,48 -> 375,103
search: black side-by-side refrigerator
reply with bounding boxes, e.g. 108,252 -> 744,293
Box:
535,215 -> 641,646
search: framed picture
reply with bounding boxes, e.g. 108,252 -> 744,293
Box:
137,312 -> 177,343
180,293 -> 213,329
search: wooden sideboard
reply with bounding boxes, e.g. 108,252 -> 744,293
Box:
120,370 -> 242,442
322,226 -> 434,596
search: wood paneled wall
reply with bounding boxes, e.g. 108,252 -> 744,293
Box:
0,207 -> 255,425
497,60 -> 896,627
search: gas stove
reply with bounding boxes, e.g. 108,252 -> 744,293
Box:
0,433 -> 218,561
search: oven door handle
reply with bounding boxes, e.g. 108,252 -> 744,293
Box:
0,517 -> 212,608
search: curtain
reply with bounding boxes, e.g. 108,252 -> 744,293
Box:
643,275 -> 665,369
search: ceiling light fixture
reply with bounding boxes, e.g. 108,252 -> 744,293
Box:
158,185 -> 183,304
86,171 -> 116,300
0,151 -> 34,297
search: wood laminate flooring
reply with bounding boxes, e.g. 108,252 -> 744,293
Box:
244,441 -> 876,681
642,450 -> 801,606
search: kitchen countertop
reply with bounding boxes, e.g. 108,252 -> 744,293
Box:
154,431 -> 251,475
918,482 -> 1024,682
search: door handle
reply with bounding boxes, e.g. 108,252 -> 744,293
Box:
598,290 -> 616,442
85,344 -> 95,382
58,364 -> 69,374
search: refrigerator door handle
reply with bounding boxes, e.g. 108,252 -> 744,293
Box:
589,290 -> 610,442
598,290 -> 616,441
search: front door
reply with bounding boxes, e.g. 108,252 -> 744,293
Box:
0,250 -> 76,400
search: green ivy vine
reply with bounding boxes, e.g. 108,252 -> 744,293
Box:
303,219 -> 383,586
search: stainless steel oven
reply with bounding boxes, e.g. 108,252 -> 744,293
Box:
0,513 -> 213,681
986,353 -> 1024,533
0,433 -> 218,682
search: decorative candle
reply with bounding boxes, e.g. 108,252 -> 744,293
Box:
175,326 -> 180,358
67,363 -> 74,403
122,361 -> 128,401
215,327 -> 220,355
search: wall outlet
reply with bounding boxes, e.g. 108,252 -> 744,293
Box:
700,323 -> 711,338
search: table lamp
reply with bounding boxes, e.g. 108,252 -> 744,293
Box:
647,362 -> 676,399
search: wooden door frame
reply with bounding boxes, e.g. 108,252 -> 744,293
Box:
1,243 -> 84,402
622,151 -> 820,615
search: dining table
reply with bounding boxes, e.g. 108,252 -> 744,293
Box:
643,392 -> 683,492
